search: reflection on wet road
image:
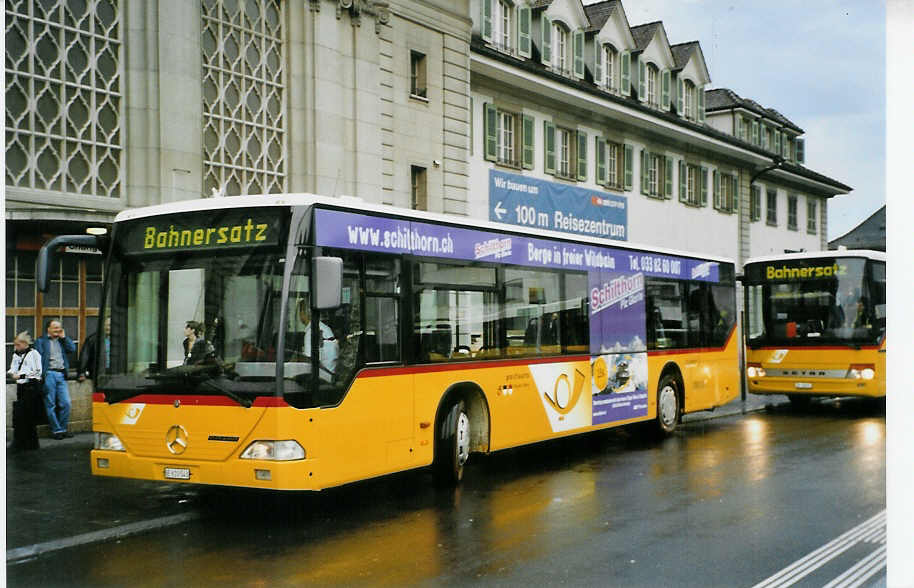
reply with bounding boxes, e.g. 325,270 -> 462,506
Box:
9,398 -> 885,587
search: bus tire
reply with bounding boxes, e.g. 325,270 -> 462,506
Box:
655,374 -> 681,436
433,399 -> 470,486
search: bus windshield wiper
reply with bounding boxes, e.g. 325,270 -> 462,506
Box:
197,379 -> 253,408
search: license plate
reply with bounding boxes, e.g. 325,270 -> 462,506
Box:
795,382 -> 813,389
164,467 -> 190,480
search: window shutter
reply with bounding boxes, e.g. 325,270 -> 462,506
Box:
573,30 -> 584,79
638,59 -> 646,102
484,103 -> 497,161
482,0 -> 492,42
796,137 -> 805,164
700,167 -> 708,207
594,42 -> 603,85
620,51 -> 630,95
522,113 -> 535,169
544,120 -> 555,175
541,16 -> 552,65
640,150 -> 648,194
623,143 -> 633,190
679,161 -> 687,202
596,137 -> 606,185
774,130 -> 781,155
712,169 -> 720,209
751,121 -> 759,145
731,175 -> 739,212
664,155 -> 673,198
676,78 -> 685,116
518,6 -> 531,57
661,69 -> 670,110
576,130 -> 587,180
697,86 -> 705,123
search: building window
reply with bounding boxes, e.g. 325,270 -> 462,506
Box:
6,0 -> 124,197
750,185 -> 762,222
202,0 -> 285,196
603,46 -> 616,91
606,142 -> 621,188
686,165 -> 703,206
806,198 -> 817,234
646,64 -> 659,107
492,0 -> 512,53
683,80 -> 695,120
714,170 -> 738,213
5,251 -> 103,369
766,188 -> 777,225
411,166 -> 427,210
761,127 -> 770,151
556,127 -> 572,178
647,154 -> 661,197
787,194 -> 798,230
410,50 -> 427,98
497,111 -> 516,166
552,23 -> 568,74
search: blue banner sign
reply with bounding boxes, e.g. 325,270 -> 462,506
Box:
488,169 -> 628,241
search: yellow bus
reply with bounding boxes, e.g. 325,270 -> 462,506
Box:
743,250 -> 886,405
39,195 -> 739,489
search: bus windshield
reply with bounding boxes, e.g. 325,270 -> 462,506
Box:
745,257 -> 885,347
96,208 -> 293,404
98,249 -> 287,404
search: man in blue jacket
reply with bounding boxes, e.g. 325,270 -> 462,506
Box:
35,319 -> 76,439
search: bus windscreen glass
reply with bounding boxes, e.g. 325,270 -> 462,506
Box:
96,209 -> 292,404
745,257 -> 884,347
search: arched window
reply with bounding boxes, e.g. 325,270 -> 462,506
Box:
492,0 -> 513,52
603,45 -> 617,91
647,63 -> 659,106
552,22 -> 568,74
684,80 -> 696,120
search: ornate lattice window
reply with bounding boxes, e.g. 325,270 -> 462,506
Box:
202,0 -> 285,196
5,0 -> 124,197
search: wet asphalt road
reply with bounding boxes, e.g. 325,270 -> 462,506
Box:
8,398 -> 885,587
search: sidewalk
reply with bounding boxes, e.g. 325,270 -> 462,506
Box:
5,433 -> 198,560
6,393 -> 785,562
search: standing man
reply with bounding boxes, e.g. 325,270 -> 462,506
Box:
35,319 -> 76,440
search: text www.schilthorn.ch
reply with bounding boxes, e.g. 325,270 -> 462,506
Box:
346,225 -> 454,254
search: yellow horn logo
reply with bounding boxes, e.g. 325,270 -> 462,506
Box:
545,367 -> 586,415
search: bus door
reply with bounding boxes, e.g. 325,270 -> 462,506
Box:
685,283 -> 718,409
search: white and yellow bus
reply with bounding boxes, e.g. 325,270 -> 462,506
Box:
743,250 -> 886,405
39,195 -> 739,489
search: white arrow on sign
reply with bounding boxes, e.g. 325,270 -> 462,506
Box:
494,201 -> 507,220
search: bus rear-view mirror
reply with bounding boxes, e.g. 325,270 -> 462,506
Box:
313,256 -> 343,310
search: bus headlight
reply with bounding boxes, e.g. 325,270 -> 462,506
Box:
94,432 -> 125,451
240,440 -> 305,461
747,363 -> 766,378
846,364 -> 876,380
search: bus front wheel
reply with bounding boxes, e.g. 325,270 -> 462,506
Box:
433,399 -> 470,485
655,375 -> 681,436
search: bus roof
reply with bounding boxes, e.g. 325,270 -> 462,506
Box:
114,193 -> 736,266
744,249 -> 886,267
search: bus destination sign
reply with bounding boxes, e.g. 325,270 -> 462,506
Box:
121,209 -> 283,254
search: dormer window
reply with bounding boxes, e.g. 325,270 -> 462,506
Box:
646,63 -> 659,107
603,45 -> 616,91
492,0 -> 512,52
552,22 -> 568,73
683,80 -> 695,120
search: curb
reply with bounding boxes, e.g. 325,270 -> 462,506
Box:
6,512 -> 200,565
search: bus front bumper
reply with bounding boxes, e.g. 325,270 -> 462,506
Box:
747,377 -> 883,398
90,449 -> 323,491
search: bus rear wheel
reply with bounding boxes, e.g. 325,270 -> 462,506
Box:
655,375 -> 681,436
433,399 -> 469,486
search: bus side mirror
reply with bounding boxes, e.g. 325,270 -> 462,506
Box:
313,256 -> 343,310
37,234 -> 108,292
